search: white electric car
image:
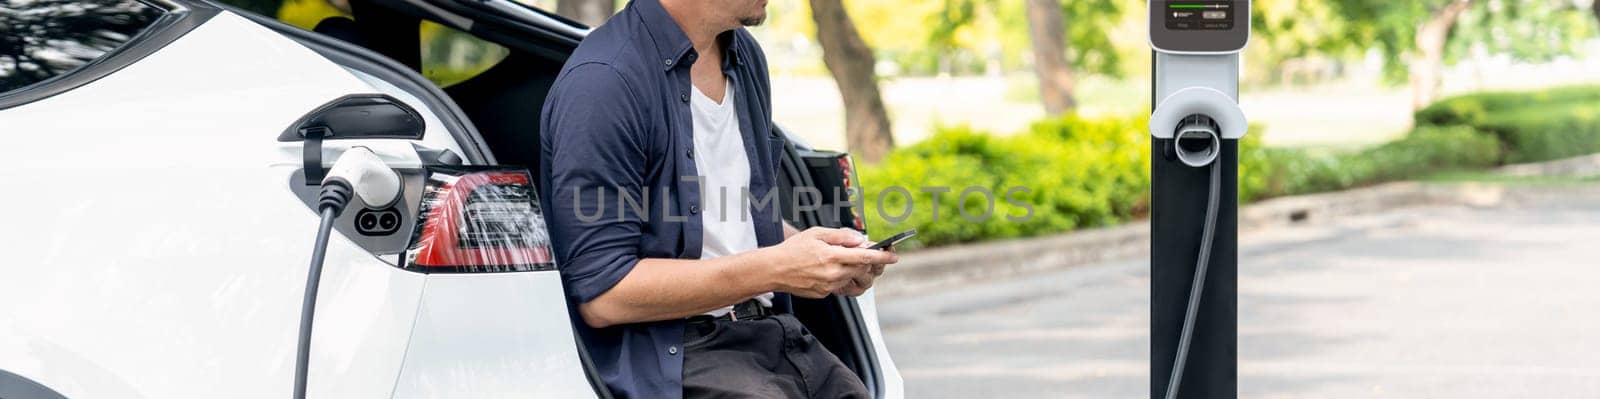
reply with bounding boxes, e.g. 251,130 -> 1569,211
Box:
0,0 -> 902,397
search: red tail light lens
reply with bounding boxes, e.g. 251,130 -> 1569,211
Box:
799,151 -> 867,233
836,156 -> 866,232
404,166 -> 555,273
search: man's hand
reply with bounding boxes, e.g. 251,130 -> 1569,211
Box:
762,227 -> 898,298
835,241 -> 891,297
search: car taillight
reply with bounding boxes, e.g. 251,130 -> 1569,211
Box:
404,166 -> 555,273
800,151 -> 867,233
836,156 -> 867,232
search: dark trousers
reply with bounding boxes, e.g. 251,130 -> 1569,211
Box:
682,313 -> 869,399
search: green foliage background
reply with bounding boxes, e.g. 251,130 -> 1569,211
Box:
857,85 -> 1600,248
858,116 -> 1150,247
1308,0 -> 1593,84
1417,86 -> 1600,163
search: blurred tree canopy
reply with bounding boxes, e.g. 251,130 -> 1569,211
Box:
896,0 -> 1124,79
1286,0 -> 1594,110
921,0 -> 1123,114
764,0 -> 1596,84
222,0 -> 1600,120
1246,0 -> 1356,84
837,0 -> 1122,115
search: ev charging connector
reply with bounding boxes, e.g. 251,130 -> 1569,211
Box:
1147,1 -> 1249,398
294,146 -> 402,399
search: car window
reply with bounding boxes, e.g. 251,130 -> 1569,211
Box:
0,0 -> 166,95
216,0 -> 509,88
419,22 -> 509,88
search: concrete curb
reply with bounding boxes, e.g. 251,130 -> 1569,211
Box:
1495,154 -> 1600,177
875,155 -> 1600,298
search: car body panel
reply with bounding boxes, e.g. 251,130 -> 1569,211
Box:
392,272 -> 593,398
852,290 -> 906,398
0,12 -> 452,398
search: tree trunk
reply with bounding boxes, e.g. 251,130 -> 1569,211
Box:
1024,0 -> 1076,115
1593,1 -> 1600,32
809,0 -> 895,163
1409,0 -> 1472,111
557,0 -> 615,27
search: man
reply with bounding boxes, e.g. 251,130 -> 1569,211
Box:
538,0 -> 899,397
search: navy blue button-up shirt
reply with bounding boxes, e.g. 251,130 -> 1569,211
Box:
537,0 -> 788,397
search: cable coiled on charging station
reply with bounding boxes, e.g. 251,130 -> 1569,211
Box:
1163,149 -> 1221,399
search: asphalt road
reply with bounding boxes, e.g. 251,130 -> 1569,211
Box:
878,193 -> 1600,398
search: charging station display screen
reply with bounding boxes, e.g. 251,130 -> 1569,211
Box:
1148,0 -> 1248,53
1164,1 -> 1235,30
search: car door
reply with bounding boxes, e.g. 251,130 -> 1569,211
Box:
0,1 -> 443,397
226,5 -> 601,398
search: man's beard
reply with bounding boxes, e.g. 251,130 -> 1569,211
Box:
739,14 -> 766,27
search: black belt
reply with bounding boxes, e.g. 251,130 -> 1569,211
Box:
687,299 -> 771,323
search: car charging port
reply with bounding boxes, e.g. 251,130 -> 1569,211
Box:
1173,115 -> 1221,168
355,207 -> 403,236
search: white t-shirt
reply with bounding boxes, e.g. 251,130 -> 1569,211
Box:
690,79 -> 773,317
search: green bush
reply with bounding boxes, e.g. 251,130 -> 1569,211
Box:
1417,85 -> 1600,162
1415,85 -> 1600,127
1242,126 -> 1502,200
860,117 -> 1502,249
852,87 -> 1596,250
1472,103 -> 1600,163
857,115 -> 1150,248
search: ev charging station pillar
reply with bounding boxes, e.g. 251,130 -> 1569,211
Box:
1147,1 -> 1249,398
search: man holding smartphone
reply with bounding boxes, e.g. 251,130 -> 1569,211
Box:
538,0 -> 899,397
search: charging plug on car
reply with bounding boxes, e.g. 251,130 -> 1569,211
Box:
294,146 -> 402,399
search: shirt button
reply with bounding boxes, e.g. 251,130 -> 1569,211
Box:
667,346 -> 679,355
689,204 -> 700,214
686,149 -> 694,159
680,91 -> 689,102
663,58 -> 673,66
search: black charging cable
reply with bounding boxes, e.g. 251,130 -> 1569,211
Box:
1163,147 -> 1222,399
294,181 -> 352,399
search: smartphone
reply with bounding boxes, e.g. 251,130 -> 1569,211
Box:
867,229 -> 917,250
